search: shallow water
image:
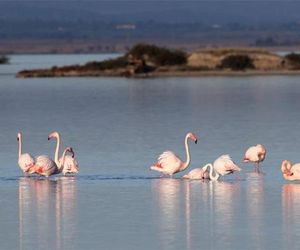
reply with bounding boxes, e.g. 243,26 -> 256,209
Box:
1,54 -> 300,249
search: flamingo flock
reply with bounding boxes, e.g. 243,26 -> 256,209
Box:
17,131 -> 79,177
17,131 -> 298,181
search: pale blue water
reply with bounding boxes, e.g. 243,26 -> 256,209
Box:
0,54 -> 300,249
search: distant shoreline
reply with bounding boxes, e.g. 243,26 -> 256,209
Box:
16,44 -> 300,78
17,70 -> 300,78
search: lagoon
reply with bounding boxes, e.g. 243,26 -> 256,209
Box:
0,54 -> 300,249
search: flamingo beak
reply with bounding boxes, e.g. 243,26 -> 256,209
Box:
195,139 -> 197,144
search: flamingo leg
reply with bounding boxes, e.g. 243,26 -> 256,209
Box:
254,162 -> 261,173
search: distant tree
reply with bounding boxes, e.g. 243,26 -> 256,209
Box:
219,54 -> 254,70
127,43 -> 187,66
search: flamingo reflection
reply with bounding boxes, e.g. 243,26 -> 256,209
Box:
18,177 -> 77,250
282,184 -> 300,248
245,171 -> 265,248
151,178 -> 241,250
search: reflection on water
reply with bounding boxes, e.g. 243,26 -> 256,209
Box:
282,184 -> 300,249
245,171 -> 265,249
151,179 -> 181,250
18,177 -> 77,250
151,179 -> 242,249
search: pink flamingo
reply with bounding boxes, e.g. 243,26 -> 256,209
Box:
183,155 -> 240,180
281,160 -> 300,181
29,155 -> 58,177
243,144 -> 266,171
28,148 -> 73,177
214,154 -> 241,177
182,163 -> 212,180
17,132 -> 35,174
48,131 -> 79,175
59,147 -> 79,175
150,132 -> 198,176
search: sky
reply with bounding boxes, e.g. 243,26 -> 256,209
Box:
0,1 -> 300,24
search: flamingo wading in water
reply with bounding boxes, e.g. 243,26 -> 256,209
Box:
48,131 -> 79,175
17,132 -> 35,174
183,163 -> 213,180
29,154 -> 58,177
281,160 -> 300,181
243,144 -> 266,172
183,155 -> 240,181
150,132 -> 198,176
28,148 -> 74,177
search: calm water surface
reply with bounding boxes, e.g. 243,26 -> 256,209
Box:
1,54 -> 300,249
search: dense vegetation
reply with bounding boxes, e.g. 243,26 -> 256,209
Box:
219,54 -> 254,70
126,44 -> 187,66
75,43 -> 187,71
285,53 -> 300,69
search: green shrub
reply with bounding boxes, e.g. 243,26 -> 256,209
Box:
126,43 -> 187,66
219,54 -> 254,70
285,53 -> 300,69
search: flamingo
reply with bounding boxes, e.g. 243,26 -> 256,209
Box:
183,155 -> 240,180
281,160 -> 300,181
59,147 -> 79,175
243,144 -> 266,171
17,132 -> 35,174
214,154 -> 241,177
150,132 -> 198,176
28,148 -> 74,177
48,131 -> 79,175
29,155 -> 59,177
182,163 -> 212,180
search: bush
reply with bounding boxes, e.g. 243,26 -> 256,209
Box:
219,54 -> 254,70
285,53 -> 300,69
126,43 -> 187,66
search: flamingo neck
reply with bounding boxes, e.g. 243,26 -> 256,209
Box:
181,135 -> 191,171
209,164 -> 220,181
59,149 -> 68,172
54,134 -> 61,167
18,135 -> 22,159
202,163 -> 213,172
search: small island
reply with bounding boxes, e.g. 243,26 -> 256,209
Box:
17,44 -> 300,78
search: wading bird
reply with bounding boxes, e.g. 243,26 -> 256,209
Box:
150,132 -> 198,176
281,160 -> 300,181
243,144 -> 266,172
48,131 -> 79,175
183,155 -> 240,180
17,132 -> 35,174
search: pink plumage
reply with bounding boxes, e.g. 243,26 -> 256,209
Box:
150,132 -> 198,176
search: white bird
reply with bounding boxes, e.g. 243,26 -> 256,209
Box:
17,132 -> 35,174
150,132 -> 198,176
182,163 -> 212,180
48,131 -> 79,175
243,144 -> 266,171
30,155 -> 58,177
59,147 -> 79,175
213,154 -> 241,178
183,155 -> 240,181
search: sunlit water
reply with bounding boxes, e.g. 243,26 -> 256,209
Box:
1,54 -> 300,249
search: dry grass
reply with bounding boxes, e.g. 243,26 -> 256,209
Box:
188,47 -> 283,70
